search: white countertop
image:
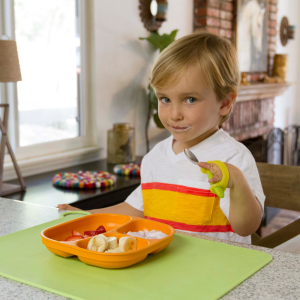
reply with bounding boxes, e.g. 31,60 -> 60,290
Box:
0,198 -> 299,300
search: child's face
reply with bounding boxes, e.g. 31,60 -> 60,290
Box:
155,65 -> 231,147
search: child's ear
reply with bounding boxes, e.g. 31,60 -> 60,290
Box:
219,93 -> 237,116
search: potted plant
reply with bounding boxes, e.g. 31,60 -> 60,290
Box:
139,30 -> 178,152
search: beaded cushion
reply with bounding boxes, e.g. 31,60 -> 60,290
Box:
113,163 -> 141,176
53,171 -> 116,189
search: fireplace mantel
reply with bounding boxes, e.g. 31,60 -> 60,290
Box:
223,82 -> 292,142
237,82 -> 292,102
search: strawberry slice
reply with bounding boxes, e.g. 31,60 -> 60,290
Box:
72,230 -> 82,236
95,225 -> 106,233
84,230 -> 104,236
65,235 -> 84,241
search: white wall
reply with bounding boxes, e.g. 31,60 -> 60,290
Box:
274,0 -> 300,128
93,0 -> 194,158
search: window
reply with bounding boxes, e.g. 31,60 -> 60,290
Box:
0,0 -> 94,165
14,0 -> 81,146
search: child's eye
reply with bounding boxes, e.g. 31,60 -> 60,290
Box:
186,97 -> 197,104
160,97 -> 171,103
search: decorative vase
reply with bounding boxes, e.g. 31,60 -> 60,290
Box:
107,123 -> 135,164
272,54 -> 288,82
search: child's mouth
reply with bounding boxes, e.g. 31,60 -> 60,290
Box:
170,126 -> 191,132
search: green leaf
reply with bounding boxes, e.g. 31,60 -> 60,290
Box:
169,29 -> 179,41
149,85 -> 158,110
153,112 -> 164,128
148,85 -> 164,128
141,30 -> 179,129
139,29 -> 179,52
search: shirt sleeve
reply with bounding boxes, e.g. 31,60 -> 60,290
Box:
125,184 -> 144,212
124,154 -> 151,212
219,149 -> 266,219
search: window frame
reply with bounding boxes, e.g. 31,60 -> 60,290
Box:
0,0 -> 96,162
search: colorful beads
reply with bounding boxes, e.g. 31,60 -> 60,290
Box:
52,171 -> 116,189
113,163 -> 141,177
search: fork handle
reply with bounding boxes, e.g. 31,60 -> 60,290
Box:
201,161 -> 229,198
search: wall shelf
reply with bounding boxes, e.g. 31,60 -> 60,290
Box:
237,82 -> 292,102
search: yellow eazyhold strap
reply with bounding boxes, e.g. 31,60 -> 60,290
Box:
200,160 -> 229,198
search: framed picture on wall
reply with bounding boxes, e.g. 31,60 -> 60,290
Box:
236,0 -> 268,72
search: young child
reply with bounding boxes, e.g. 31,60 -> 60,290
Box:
58,31 -> 264,244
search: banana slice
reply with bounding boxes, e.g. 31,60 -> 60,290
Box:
98,234 -> 108,241
105,247 -> 123,253
118,236 -> 137,252
107,236 -> 118,249
87,235 -> 108,252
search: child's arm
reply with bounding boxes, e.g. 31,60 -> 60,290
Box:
199,162 -> 263,237
57,202 -> 144,218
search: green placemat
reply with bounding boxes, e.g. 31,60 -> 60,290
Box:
0,216 -> 272,300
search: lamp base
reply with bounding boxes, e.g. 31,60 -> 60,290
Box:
0,183 -> 25,196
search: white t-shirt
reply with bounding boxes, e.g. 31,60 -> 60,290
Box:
126,129 -> 265,244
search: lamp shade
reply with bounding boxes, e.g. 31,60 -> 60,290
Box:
0,40 -> 22,82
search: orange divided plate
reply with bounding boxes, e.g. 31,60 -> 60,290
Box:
41,213 -> 175,269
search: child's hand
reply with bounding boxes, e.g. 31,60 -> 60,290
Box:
57,204 -> 82,211
198,162 -> 234,189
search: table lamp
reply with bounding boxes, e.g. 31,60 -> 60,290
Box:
0,40 -> 26,196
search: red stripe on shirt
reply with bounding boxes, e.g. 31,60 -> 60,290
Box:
141,182 -> 215,197
142,182 -> 177,191
145,216 -> 234,233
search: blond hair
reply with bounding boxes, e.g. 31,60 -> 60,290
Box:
150,31 -> 240,124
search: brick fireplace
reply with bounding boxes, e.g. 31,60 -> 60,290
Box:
193,0 -> 290,161
194,0 -> 278,78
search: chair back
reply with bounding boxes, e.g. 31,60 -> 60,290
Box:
252,162 -> 300,248
256,162 -> 300,211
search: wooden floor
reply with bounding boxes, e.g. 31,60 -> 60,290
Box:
261,209 -> 300,254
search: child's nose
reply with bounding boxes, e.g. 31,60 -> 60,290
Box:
170,106 -> 184,121
170,109 -> 183,122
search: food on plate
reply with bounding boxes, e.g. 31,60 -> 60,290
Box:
84,230 -> 104,236
105,247 -> 123,253
72,230 -> 82,236
107,236 -> 118,249
65,235 -> 85,241
96,225 -> 106,232
64,224 -> 139,254
86,235 -> 137,253
126,229 -> 167,239
118,236 -> 137,252
104,236 -> 137,253
87,235 -> 108,252
64,225 -> 106,241
84,225 -> 106,236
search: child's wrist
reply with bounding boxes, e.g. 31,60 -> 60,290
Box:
224,163 -> 236,189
